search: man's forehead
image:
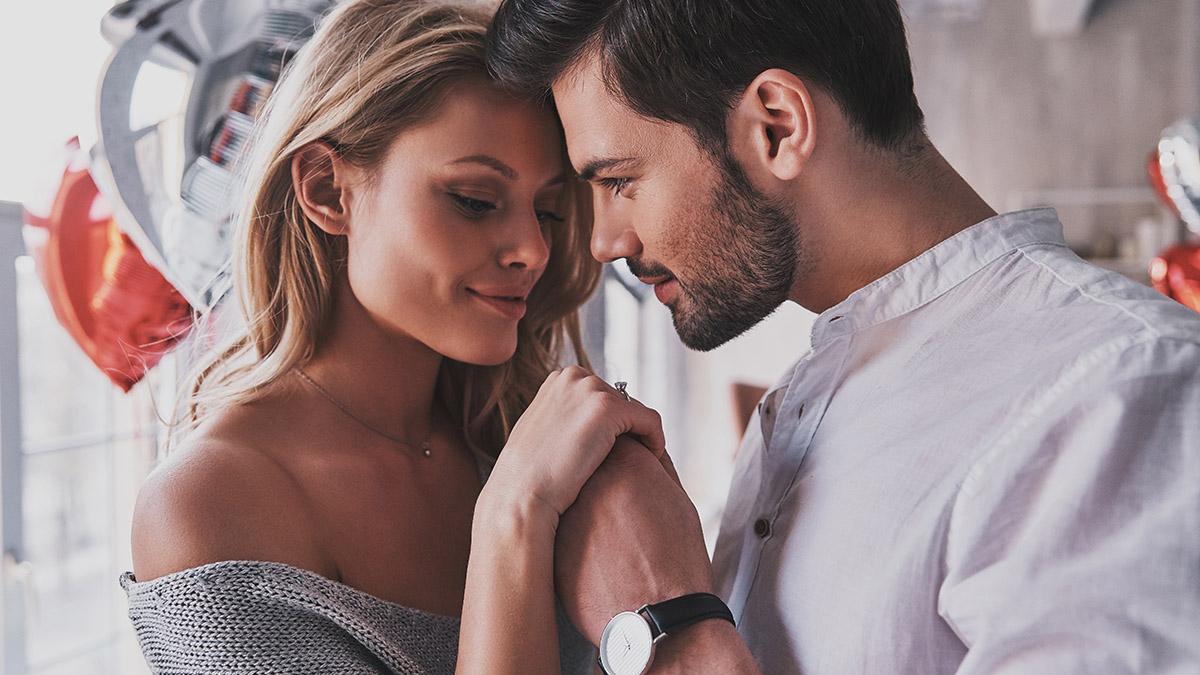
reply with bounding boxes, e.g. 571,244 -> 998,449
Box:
551,47 -> 606,98
550,54 -> 621,136
551,54 -> 657,173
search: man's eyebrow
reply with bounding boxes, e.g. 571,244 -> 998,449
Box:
577,156 -> 638,183
450,155 -> 518,180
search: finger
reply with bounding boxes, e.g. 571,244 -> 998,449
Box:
561,365 -> 594,382
585,374 -> 628,399
538,368 -> 562,391
617,399 -> 667,457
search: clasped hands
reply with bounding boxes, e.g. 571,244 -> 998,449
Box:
482,366 -> 716,644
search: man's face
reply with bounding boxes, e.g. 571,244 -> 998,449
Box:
552,56 -> 800,351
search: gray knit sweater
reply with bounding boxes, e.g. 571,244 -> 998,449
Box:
120,560 -> 596,674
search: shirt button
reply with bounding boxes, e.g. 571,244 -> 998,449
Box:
754,518 -> 771,539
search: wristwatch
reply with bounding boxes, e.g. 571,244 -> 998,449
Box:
597,593 -> 735,675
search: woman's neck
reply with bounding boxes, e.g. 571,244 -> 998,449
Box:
299,275 -> 444,440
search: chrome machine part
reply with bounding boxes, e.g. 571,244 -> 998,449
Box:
93,0 -> 333,312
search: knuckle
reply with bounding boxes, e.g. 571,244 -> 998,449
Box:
588,394 -> 611,418
597,390 -> 620,410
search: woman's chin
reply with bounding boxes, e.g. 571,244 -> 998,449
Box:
472,351 -> 517,367
444,338 -> 518,367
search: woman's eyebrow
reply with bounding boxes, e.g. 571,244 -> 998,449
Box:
453,155 -> 568,189
541,173 -> 568,188
450,154 -> 518,180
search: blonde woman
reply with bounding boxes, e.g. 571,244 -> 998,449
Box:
119,1 -> 668,673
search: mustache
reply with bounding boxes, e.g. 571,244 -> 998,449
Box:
624,257 -> 674,280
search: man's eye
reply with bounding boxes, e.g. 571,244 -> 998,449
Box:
450,193 -> 497,216
597,177 -> 632,197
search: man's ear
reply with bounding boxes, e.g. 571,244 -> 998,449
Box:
727,69 -> 817,183
291,141 -> 355,235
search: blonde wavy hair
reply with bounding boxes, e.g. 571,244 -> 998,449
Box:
175,0 -> 599,458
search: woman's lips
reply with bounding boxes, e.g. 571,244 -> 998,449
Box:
467,288 -> 528,320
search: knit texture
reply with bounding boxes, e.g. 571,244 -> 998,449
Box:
120,560 -> 596,674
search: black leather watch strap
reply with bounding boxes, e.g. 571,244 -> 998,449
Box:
640,593 -> 735,640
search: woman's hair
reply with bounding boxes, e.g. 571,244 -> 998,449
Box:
174,0 -> 599,458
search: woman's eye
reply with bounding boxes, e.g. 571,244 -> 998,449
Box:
536,210 -> 565,225
450,193 -> 497,216
598,177 -> 632,197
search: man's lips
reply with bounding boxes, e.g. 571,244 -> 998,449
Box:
636,274 -> 680,305
653,278 -> 680,305
637,273 -> 673,286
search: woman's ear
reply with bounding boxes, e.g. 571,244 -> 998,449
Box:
727,68 -> 817,184
292,141 -> 355,236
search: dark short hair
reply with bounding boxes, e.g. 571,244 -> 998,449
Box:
486,0 -> 926,154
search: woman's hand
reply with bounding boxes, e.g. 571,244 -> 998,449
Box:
481,366 -> 667,523
459,367 -> 666,674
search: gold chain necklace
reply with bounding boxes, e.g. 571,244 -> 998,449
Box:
294,368 -> 433,458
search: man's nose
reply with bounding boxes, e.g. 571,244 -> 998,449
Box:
589,199 -> 641,263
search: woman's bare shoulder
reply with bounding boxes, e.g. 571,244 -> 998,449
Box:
130,409 -> 334,583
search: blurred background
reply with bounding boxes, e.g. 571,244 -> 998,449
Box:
1,0 -> 1199,673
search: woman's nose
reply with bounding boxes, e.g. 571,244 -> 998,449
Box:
499,214 -> 551,271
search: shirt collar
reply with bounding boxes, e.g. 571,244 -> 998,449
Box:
806,208 -> 1067,346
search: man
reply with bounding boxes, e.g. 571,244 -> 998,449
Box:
487,1 -> 1200,673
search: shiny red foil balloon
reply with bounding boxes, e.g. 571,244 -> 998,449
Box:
22,139 -> 193,391
1150,244 -> 1200,313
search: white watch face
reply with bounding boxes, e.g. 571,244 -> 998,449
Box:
600,611 -> 654,675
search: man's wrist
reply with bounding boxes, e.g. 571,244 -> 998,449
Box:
651,617 -> 753,674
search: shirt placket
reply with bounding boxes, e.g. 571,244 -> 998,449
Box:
725,336 -> 850,620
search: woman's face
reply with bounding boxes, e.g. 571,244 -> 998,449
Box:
342,81 -> 569,365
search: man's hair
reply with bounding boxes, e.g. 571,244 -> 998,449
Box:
486,0 -> 926,155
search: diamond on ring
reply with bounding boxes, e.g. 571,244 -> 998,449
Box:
614,381 -> 630,401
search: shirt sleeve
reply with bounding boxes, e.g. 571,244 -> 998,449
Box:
938,335 -> 1200,674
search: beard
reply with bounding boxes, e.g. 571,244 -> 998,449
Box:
629,151 -> 803,352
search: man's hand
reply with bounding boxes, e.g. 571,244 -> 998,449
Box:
554,436 -> 714,643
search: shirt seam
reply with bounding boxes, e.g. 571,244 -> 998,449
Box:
949,331 -> 1162,505
1014,247 -> 1162,337
937,332 -> 1197,638
937,333 -> 1142,644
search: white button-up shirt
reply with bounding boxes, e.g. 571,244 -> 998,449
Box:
711,209 -> 1200,674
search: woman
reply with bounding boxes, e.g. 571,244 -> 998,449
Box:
120,1 -> 667,672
